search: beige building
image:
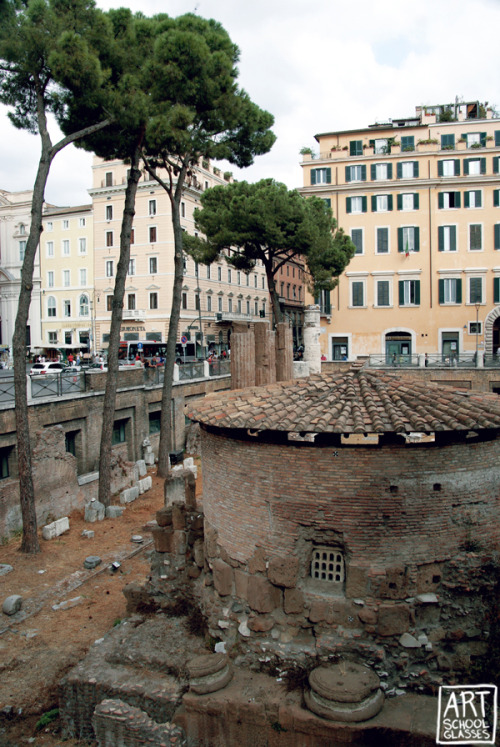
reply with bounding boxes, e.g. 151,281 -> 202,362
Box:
40,204 -> 94,356
300,101 -> 500,365
89,158 -> 269,355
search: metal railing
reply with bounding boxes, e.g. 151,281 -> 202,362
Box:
369,354 -> 420,368
178,361 -> 205,381
208,359 -> 231,377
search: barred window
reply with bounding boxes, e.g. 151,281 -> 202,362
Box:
311,547 -> 344,583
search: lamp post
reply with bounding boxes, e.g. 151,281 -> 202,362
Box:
475,303 -> 480,367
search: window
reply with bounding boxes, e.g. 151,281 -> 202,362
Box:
47,296 -> 56,317
439,278 -> 462,304
376,227 -> 389,254
373,138 -> 388,154
47,241 -> 54,257
47,271 -> 54,288
346,196 -> 367,214
397,193 -> 419,211
464,190 -> 482,208
64,300 -> 71,317
401,135 -> 415,152
149,226 -> 157,243
79,294 -> 89,316
494,190 -> 500,207
149,292 -> 158,310
217,266 -> 222,281
128,259 -> 135,275
62,239 -> 70,256
195,294 -> 200,311
182,292 -> 187,310
254,274 -> 258,287
79,217 -> 86,227
237,271 -> 241,285
438,225 -> 457,252
247,300 -> 250,314
351,281 -> 364,307
254,300 -> 258,315
494,277 -> 500,304
48,331 -> 57,344
218,296 -> 222,312
207,295 -> 212,312
106,231 -> 113,247
105,172 -> 113,187
372,194 -> 392,212
228,269 -> 231,283
262,276 -> 265,289
345,164 -> 366,182
399,279 -> 420,306
228,298 -> 232,313
127,294 -> 136,310
112,419 -> 127,445
441,134 -> 455,149
315,289 -> 331,314
438,159 -> 460,177
311,547 -> 344,583
371,163 -> 392,181
237,299 -> 242,313
469,277 -> 483,304
469,224 -> 482,251
106,205 -> 113,220
311,167 -> 331,185
149,411 -> 161,435
149,257 -> 157,274
63,270 -> 70,287
105,260 -> 114,277
397,161 -> 419,179
464,158 -> 486,176
149,199 -> 156,216
79,238 -> 87,254
376,279 -> 390,307
438,191 -> 461,209
398,226 -> 420,253
80,268 -> 87,286
46,221 -> 53,232
349,140 -> 363,156
465,132 -> 486,148
62,219 -> 69,230
495,224 -> 500,250
207,266 -> 211,280
107,295 -> 113,311
64,331 -> 72,345
19,240 -> 26,261
351,228 -> 363,255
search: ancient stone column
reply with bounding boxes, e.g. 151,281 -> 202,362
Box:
254,322 -> 276,386
303,304 -> 321,374
231,329 -> 256,389
275,322 -> 293,382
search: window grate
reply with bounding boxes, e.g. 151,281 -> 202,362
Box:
311,548 -> 344,583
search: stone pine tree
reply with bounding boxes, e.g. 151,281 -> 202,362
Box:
0,0 -> 113,552
141,14 -> 275,476
183,179 -> 356,326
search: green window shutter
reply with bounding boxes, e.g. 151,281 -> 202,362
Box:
495,190 -> 500,207
414,226 -> 420,252
346,197 -> 351,213
362,196 -> 367,212
345,166 -> 351,183
480,158 -> 486,174
326,168 -> 332,183
398,227 -> 403,251
438,161 -> 444,177
415,280 -> 420,305
397,194 -> 402,210
413,161 -> 419,177
371,195 -> 377,212
494,157 -> 500,174
464,191 -> 470,208
439,279 -> 444,303
454,159 -> 460,175
456,279 -> 462,304
388,194 -> 393,211
495,277 -> 500,304
496,131 -> 500,147
480,132 -> 487,147
455,192 -> 461,208
371,164 -> 376,180
450,226 -> 457,251
387,164 -> 393,179
397,163 -> 402,179
438,226 -> 444,251
361,165 -> 366,181
438,193 -> 444,209
398,280 -> 404,304
414,193 -> 419,209
495,224 -> 500,250
369,139 -> 375,148
349,141 -> 357,156
476,191 -> 482,208
462,132 -> 468,142
323,198 -> 331,207
311,170 -> 317,186
464,159 -> 470,175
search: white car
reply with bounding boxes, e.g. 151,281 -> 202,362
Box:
30,361 -> 66,375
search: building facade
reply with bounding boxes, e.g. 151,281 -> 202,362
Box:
89,158 -> 269,355
300,101 -> 500,363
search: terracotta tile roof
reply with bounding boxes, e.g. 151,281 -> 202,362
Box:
186,369 -> 500,434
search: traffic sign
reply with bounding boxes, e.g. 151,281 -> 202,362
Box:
180,335 -> 188,344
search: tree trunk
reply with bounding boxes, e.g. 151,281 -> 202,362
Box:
97,147 -> 142,506
157,167 -> 188,477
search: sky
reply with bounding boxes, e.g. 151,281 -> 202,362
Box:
2,0 -> 500,206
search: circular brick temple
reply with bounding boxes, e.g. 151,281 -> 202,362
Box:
187,368 -> 500,682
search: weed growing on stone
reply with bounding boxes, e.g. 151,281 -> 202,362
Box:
35,708 -> 59,731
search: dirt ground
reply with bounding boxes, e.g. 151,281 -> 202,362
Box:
0,466 -> 182,746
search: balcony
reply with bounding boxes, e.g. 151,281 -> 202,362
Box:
122,309 -> 146,322
215,311 -> 257,323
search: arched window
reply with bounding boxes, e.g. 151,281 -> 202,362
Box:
19,223 -> 26,235
79,294 -> 89,317
47,296 -> 56,317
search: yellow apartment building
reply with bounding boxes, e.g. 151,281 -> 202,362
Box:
89,158 -> 269,355
40,204 -> 94,357
300,101 -> 500,365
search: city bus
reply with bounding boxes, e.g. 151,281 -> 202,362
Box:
118,340 -> 197,364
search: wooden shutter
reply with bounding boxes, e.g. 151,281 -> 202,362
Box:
413,161 -> 419,177
361,165 -> 366,181
438,226 -> 444,251
414,193 -> 419,209
495,277 -> 500,304
495,190 -> 500,207
362,196 -> 367,213
414,280 -> 420,305
397,163 -> 402,179
311,169 -> 317,185
438,193 -> 444,209
480,158 -> 486,174
346,197 -> 351,213
494,157 -> 500,174
414,226 -> 420,252
495,224 -> 500,250
345,166 -> 351,183
454,159 -> 460,175
397,194 -> 402,210
464,191 -> 470,208
388,195 -> 393,211
439,279 -> 445,303
398,227 -> 403,252
456,279 -> 462,304
371,164 -> 376,180
398,280 -> 404,304
387,164 -> 393,179
371,195 -> 377,212
438,161 -> 444,177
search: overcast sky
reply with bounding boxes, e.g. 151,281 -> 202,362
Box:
2,0 -> 500,206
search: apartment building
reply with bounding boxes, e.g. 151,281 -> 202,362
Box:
300,101 -> 500,363
40,204 -> 94,354
89,158 -> 269,355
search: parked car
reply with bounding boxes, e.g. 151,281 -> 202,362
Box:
30,361 -> 66,375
